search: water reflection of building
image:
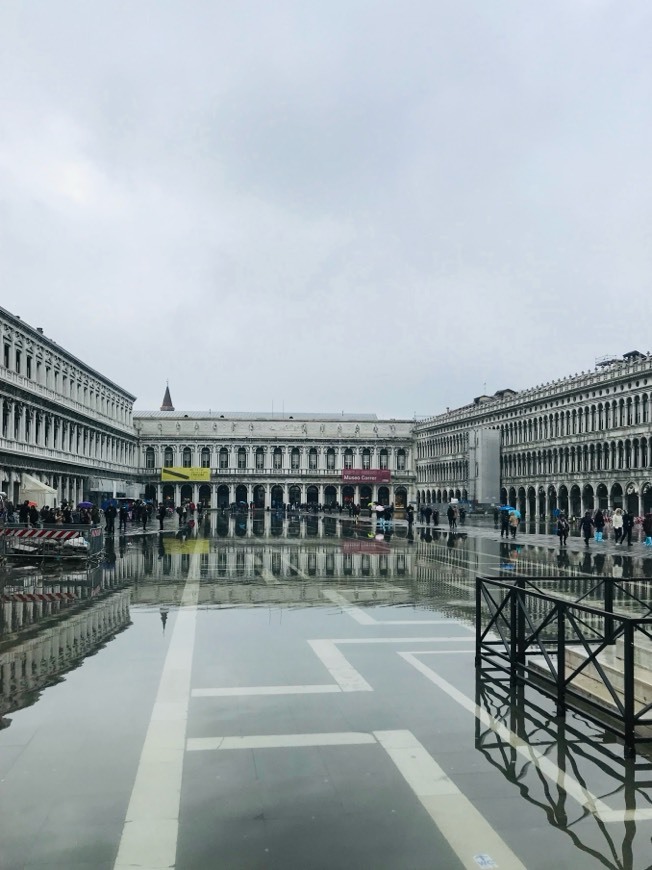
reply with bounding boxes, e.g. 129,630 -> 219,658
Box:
126,534 -> 416,607
0,570 -> 131,724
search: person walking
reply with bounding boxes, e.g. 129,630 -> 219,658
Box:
500,511 -> 510,539
612,507 -> 624,543
119,503 -> 129,533
593,509 -> 605,542
621,509 -> 634,546
447,505 -> 456,530
105,503 -> 116,535
157,503 -> 166,531
557,513 -> 570,547
509,511 -> 519,539
643,512 -> 652,547
424,505 -> 432,525
579,511 -> 594,546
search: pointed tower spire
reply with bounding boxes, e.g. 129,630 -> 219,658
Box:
160,382 -> 175,412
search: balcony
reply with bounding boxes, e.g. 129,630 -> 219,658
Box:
0,436 -> 135,474
143,466 -> 414,480
1,368 -> 134,434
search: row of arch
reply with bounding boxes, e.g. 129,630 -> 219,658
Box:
501,482 -> 652,517
417,432 -> 468,459
417,461 -> 468,483
147,445 -> 405,471
148,483 -> 408,509
502,438 -> 652,477
500,395 -> 651,445
416,482 -> 652,515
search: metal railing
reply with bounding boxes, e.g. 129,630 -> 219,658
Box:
476,574 -> 652,756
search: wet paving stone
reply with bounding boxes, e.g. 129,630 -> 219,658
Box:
1,511 -> 652,868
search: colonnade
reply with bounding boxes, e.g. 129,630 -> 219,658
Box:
151,481 -> 409,508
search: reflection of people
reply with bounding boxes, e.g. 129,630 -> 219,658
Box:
160,607 -> 169,632
158,504 -> 166,531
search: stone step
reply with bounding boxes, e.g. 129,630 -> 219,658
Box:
564,646 -> 652,713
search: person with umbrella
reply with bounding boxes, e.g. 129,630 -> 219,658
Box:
508,510 -> 520,539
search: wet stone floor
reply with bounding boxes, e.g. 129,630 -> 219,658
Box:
1,511 -> 652,869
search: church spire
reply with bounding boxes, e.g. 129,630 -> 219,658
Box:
160,382 -> 175,412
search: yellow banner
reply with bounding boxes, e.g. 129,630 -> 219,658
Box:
163,537 -> 210,555
161,467 -> 211,482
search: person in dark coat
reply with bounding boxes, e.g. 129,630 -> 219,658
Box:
621,510 -> 634,546
500,511 -> 510,538
18,500 -> 30,526
28,504 -> 40,527
105,504 -> 117,535
643,512 -> 652,547
119,504 -> 129,533
157,504 -> 167,531
593,510 -> 605,542
579,511 -> 594,546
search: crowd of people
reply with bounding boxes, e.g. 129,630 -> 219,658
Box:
574,507 -> 652,548
0,498 -> 101,526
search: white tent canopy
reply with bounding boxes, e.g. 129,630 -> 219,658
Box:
19,473 -> 58,507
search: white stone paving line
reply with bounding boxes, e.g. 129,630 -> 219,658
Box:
193,684 -> 342,697
114,555 -> 200,870
322,588 -> 474,627
374,730 -> 526,870
185,727 -> 525,869
399,651 -> 652,824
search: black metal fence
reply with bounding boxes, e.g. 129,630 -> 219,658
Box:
476,574 -> 652,756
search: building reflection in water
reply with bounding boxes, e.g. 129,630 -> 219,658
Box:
0,564 -> 131,728
475,672 -> 652,870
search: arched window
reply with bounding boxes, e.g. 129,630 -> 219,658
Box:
145,447 -> 155,469
344,448 -> 353,469
379,448 -> 388,470
182,447 -> 192,467
200,447 -> 211,468
309,448 -> 318,470
256,447 -> 265,470
219,447 -> 229,469
238,447 -> 247,469
291,448 -> 300,470
362,448 -> 371,470
327,448 -> 335,470
397,449 -> 406,471
164,447 -> 174,468
273,447 -> 283,470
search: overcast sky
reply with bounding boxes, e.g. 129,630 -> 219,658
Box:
1,1 -> 650,418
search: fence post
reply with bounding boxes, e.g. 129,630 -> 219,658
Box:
556,601 -> 566,718
623,620 -> 636,758
516,576 -> 527,675
510,584 -> 518,686
475,577 -> 482,667
604,579 -> 614,643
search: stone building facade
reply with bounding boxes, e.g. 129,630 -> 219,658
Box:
416,352 -> 652,518
135,410 -> 415,509
0,306 -> 139,505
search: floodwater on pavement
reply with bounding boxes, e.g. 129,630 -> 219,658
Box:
1,511 -> 652,869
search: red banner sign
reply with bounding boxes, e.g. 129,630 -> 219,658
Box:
342,538 -> 391,554
341,469 -> 391,484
